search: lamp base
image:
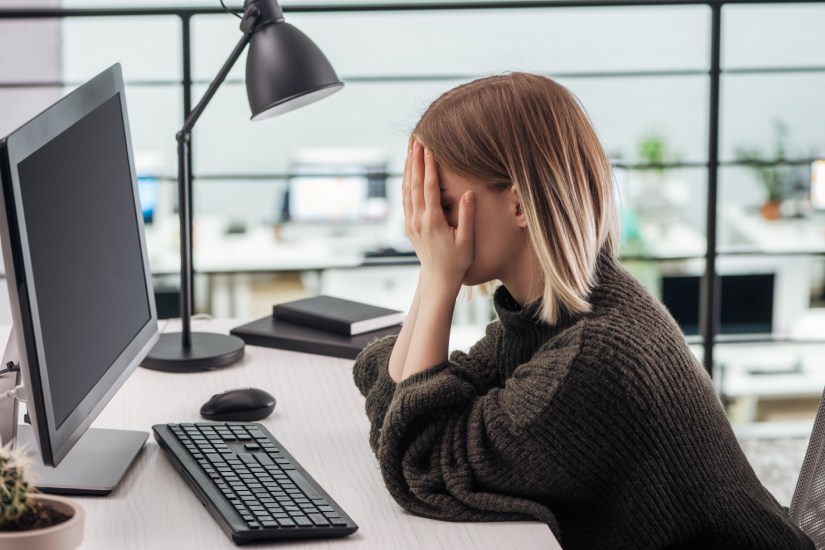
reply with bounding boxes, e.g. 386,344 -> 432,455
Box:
142,332 -> 245,372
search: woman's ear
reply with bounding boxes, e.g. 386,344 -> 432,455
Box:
510,187 -> 528,228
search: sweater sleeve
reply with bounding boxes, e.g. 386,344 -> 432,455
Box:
353,323 -> 504,458
375,340 -> 577,536
353,334 -> 399,456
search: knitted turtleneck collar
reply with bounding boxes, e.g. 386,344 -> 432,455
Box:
493,251 -> 619,332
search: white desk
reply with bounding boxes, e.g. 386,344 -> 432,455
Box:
15,321 -> 557,550
722,204 -> 825,254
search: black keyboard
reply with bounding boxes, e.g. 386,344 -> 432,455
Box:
153,423 -> 358,544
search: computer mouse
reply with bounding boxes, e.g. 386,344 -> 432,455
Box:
200,387 -> 276,422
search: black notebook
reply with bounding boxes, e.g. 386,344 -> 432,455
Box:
272,295 -> 406,336
230,315 -> 401,360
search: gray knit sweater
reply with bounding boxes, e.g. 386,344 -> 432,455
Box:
353,252 -> 813,549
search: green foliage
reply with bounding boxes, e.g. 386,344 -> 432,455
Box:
637,132 -> 681,175
0,444 -> 33,528
734,120 -> 789,202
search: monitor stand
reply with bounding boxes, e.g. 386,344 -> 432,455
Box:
0,326 -> 148,496
16,425 -> 148,496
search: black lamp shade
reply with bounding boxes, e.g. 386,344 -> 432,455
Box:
246,22 -> 344,121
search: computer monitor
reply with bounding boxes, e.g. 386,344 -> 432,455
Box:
138,175 -> 159,224
284,163 -> 388,224
0,64 -> 158,494
661,273 -> 775,336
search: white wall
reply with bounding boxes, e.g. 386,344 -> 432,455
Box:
0,0 -> 63,138
0,0 -> 63,324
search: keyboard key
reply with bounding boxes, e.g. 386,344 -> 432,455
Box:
286,470 -> 323,501
277,518 -> 296,528
238,453 -> 257,465
294,517 -> 313,527
308,514 -> 330,526
262,520 -> 280,528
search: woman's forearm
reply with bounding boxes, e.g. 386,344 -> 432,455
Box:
401,278 -> 456,381
388,273 -> 423,383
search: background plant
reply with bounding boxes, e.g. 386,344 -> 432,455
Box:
734,120 -> 790,203
637,132 -> 682,174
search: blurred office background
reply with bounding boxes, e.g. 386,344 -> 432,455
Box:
2,0 -> 825,481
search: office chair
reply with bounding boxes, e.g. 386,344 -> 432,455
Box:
790,387 -> 825,547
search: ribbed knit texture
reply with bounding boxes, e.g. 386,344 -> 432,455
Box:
353,252 -> 814,549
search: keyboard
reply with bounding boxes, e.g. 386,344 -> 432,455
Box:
153,422 -> 358,544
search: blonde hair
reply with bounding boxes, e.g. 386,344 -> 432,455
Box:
413,72 -> 619,324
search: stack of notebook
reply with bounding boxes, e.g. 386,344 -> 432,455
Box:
230,295 -> 405,359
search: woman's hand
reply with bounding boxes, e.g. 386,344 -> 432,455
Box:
403,139 -> 475,295
396,138 -> 474,381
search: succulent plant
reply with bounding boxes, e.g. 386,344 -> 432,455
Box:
0,443 -> 34,528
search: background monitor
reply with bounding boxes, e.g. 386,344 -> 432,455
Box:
0,64 -> 158,494
283,163 -> 388,224
137,175 -> 159,224
661,273 -> 775,336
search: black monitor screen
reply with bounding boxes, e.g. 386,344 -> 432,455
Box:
16,94 -> 151,428
661,273 -> 775,336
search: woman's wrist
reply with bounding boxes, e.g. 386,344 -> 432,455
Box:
388,275 -> 424,383
400,283 -> 456,381
419,269 -> 463,301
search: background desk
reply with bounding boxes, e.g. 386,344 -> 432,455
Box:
11,321 -> 558,550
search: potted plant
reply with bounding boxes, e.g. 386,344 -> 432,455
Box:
734,120 -> 791,221
0,444 -> 84,550
632,132 -> 686,233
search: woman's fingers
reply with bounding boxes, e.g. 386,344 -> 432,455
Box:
402,137 -> 413,234
410,140 -> 425,218
456,190 -> 475,251
422,147 -> 440,213
402,136 -> 413,196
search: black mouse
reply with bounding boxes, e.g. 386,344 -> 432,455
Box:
200,387 -> 276,422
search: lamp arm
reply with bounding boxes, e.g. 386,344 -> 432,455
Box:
178,30 -> 253,138
174,16 -> 256,346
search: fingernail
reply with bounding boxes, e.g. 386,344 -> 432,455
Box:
413,140 -> 420,151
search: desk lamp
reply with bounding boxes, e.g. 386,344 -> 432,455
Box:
142,0 -> 343,372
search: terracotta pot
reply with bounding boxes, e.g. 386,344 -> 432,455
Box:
760,199 -> 782,220
0,494 -> 84,550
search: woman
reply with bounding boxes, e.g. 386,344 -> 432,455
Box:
352,72 -> 812,549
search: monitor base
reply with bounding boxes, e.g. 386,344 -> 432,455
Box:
17,425 -> 148,496
141,332 -> 245,372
